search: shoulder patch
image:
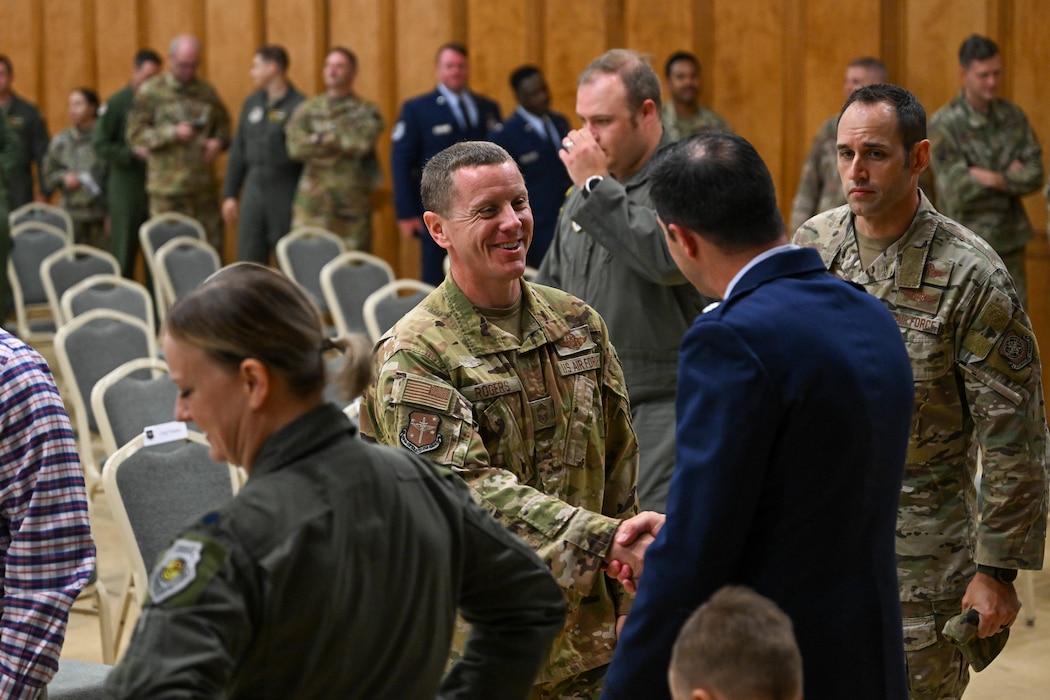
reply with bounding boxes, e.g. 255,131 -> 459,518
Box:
149,539 -> 203,604
393,374 -> 455,411
400,411 -> 443,454
391,121 -> 405,141
997,327 -> 1035,372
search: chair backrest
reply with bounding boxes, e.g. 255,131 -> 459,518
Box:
6,221 -> 71,340
138,213 -> 206,318
154,236 -> 220,319
276,227 -> 346,312
8,201 -> 74,236
53,309 -> 157,494
61,274 -> 155,331
41,245 -> 121,328
91,357 -> 176,457
320,251 -> 395,336
362,279 -> 435,342
103,431 -> 242,604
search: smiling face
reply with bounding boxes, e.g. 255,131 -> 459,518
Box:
164,332 -> 251,466
837,100 -> 926,237
425,161 -> 533,307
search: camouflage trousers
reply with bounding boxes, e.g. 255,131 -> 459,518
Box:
291,206 -> 372,252
998,247 -> 1027,310
150,191 -> 224,260
901,599 -> 969,700
530,664 -> 608,700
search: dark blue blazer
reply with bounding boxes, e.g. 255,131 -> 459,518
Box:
391,88 -> 501,221
602,247 -> 912,700
488,110 -> 572,267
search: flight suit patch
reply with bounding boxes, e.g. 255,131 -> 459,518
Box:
555,326 -> 596,356
400,411 -> 443,454
556,353 -> 600,376
460,376 -> 521,401
150,539 -> 201,604
248,106 -> 264,124
268,109 -> 287,122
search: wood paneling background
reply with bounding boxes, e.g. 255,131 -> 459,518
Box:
3,0 -> 1048,354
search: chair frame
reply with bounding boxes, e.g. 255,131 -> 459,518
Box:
40,244 -> 121,329
60,273 -> 156,333
53,309 -> 158,495
91,357 -> 171,457
138,213 -> 206,321
362,279 -> 435,342
276,227 -> 347,312
8,200 -> 74,235
153,235 -> 221,321
6,221 -> 71,341
320,251 -> 395,337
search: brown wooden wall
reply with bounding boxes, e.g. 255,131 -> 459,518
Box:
3,0 -> 1049,357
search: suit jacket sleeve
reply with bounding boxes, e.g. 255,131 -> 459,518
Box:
602,319 -> 778,700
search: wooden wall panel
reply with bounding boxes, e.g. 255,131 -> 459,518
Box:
902,0 -> 987,112
203,0 -> 261,120
142,0 -> 204,75
0,0 -> 44,109
543,1 -> 609,124
1010,0 -> 1050,235
394,0 -> 457,99
266,0 -> 326,96
40,0 -> 95,133
467,0 -> 528,111
623,0 -> 695,92
93,0 -> 143,101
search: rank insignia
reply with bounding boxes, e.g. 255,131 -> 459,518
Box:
998,329 -> 1034,371
400,411 -> 443,454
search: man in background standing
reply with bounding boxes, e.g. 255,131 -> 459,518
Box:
488,65 -> 571,267
222,45 -> 305,263
660,51 -> 731,141
929,34 -> 1043,307
94,49 -> 162,278
127,34 -> 232,256
789,56 -> 887,231
391,43 -> 501,284
0,54 -> 50,209
285,47 -> 383,252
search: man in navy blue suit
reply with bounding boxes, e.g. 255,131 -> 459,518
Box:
391,43 -> 501,284
601,132 -> 912,700
488,66 -> 571,267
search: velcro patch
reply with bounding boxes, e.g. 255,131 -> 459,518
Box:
554,326 -> 596,356
149,539 -> 203,604
400,411 -> 443,454
461,376 -> 521,402
998,329 -> 1034,371
556,352 -> 600,376
394,374 -> 454,412
530,397 -> 556,430
893,311 -> 942,335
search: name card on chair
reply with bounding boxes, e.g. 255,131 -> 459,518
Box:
143,421 -> 190,446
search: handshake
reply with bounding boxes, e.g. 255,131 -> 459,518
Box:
604,511 -> 666,593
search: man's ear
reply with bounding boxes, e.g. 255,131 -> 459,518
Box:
668,222 -> 698,258
423,211 -> 451,250
911,138 -> 931,176
640,98 -> 659,123
240,358 -> 271,410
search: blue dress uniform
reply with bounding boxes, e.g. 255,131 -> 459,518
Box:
391,88 -> 500,284
489,107 -> 572,267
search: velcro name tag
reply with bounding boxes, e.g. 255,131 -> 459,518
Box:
893,311 -> 942,335
556,353 -> 600,376
519,151 -> 540,164
461,376 -> 522,402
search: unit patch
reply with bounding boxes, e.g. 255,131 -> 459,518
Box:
400,411 -> 443,454
998,329 -> 1034,371
149,539 -> 203,604
248,106 -> 265,124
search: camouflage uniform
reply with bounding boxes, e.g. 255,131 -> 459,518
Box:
659,102 -> 731,141
0,115 -> 21,315
360,276 -> 639,696
126,72 -> 232,254
42,125 -> 108,249
285,93 -> 384,251
790,115 -> 844,231
929,91 -> 1044,306
794,191 -> 1049,700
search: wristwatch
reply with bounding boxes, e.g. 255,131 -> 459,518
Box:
583,175 -> 605,196
976,564 -> 1018,584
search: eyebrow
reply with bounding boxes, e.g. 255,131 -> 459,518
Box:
837,140 -> 891,150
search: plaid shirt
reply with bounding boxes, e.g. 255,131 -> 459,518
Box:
0,330 -> 95,699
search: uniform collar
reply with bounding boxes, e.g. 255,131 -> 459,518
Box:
250,403 -> 355,479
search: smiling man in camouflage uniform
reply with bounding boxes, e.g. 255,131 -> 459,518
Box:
285,47 -> 383,251
928,34 -> 1043,308
361,141 -> 661,699
793,83 -> 1048,700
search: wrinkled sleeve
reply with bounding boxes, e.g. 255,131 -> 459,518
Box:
207,92 -> 232,149
929,114 -> 1004,207
126,88 -> 176,151
334,103 -> 384,158
956,272 -> 1049,570
1001,119 -> 1043,197
40,136 -> 68,194
362,343 -> 624,595
0,348 -> 95,700
92,99 -> 132,167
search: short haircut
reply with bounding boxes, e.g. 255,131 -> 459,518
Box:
72,87 -> 100,111
134,49 -> 162,69
579,49 -> 662,112
327,46 -> 357,71
958,33 -> 999,67
421,141 -> 514,217
848,56 -> 888,81
649,131 -> 785,253
168,34 -> 201,56
670,586 -> 803,700
510,64 -> 541,93
256,44 -> 290,73
664,51 -> 699,78
0,54 -> 12,75
437,42 -> 468,60
840,83 -> 927,157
